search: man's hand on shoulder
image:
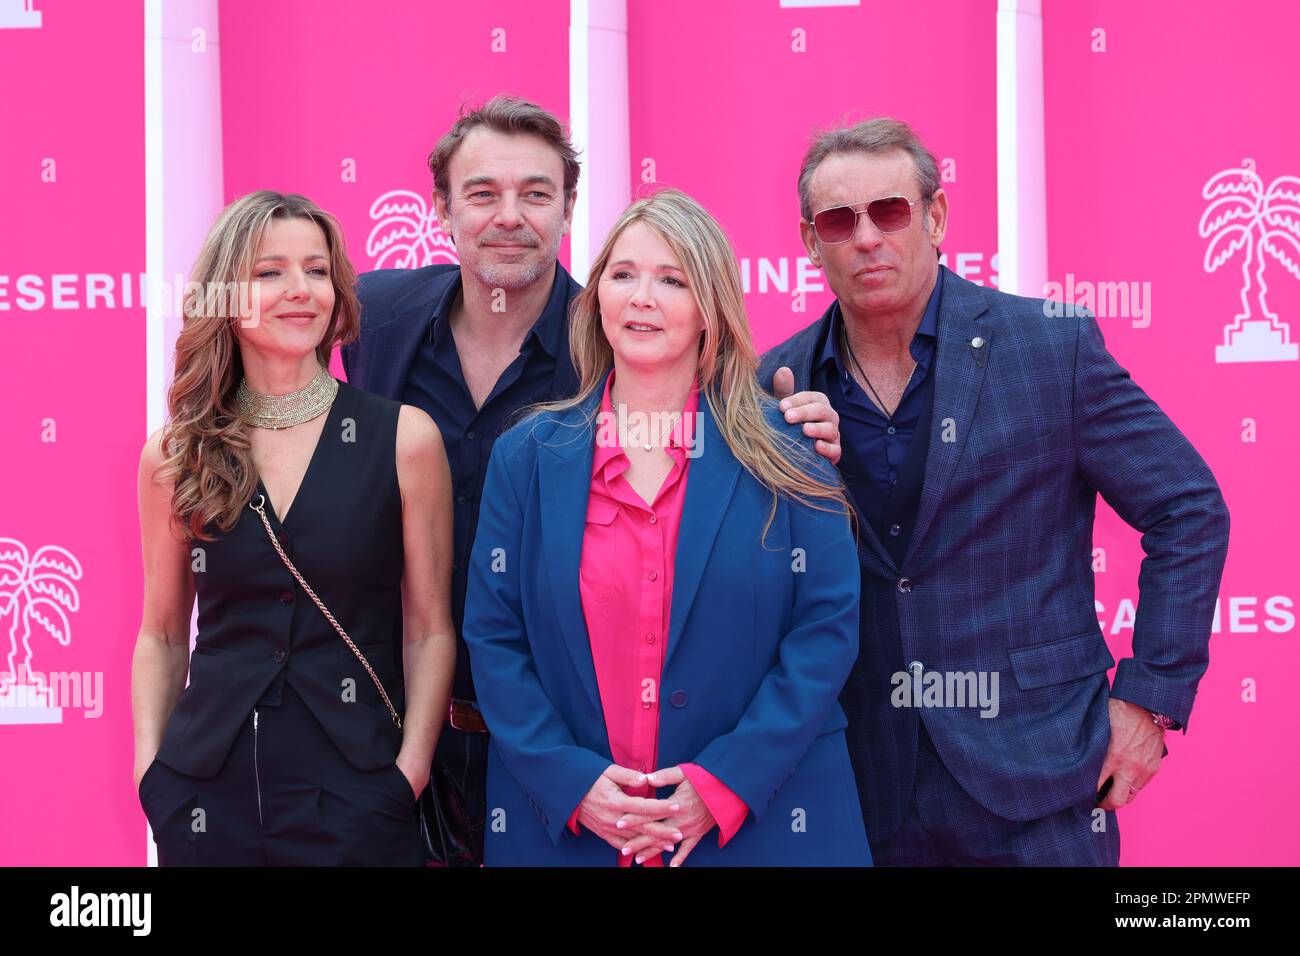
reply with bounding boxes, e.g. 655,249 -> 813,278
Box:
771,366 -> 841,466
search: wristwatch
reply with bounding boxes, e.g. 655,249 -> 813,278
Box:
1150,711 -> 1178,730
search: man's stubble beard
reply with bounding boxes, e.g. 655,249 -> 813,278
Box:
471,255 -> 553,291
452,219 -> 565,292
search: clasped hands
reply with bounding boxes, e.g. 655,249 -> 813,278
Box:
575,764 -> 716,867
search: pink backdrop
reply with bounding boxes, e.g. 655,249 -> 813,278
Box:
1,0 -> 1293,867
0,3 -> 147,865
1042,0 -> 1300,866
627,0 -> 999,351
218,0 -> 571,383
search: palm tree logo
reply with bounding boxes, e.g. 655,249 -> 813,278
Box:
0,538 -> 81,723
1200,165 -> 1300,363
365,189 -> 460,270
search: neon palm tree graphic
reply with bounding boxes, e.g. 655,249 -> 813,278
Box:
365,190 -> 460,270
1200,167 -> 1300,362
0,538 -> 81,699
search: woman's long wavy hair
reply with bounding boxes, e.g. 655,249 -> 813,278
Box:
530,188 -> 850,537
155,191 -> 360,541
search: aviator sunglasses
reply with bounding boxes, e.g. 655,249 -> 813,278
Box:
810,195 -> 925,244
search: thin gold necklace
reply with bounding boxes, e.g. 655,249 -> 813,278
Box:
611,382 -> 682,452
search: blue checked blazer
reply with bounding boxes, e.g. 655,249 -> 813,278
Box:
758,266 -> 1230,845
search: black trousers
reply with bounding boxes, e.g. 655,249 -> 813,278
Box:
139,682 -> 424,866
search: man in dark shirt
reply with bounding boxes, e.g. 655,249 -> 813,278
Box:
813,264 -> 939,552
759,117 -> 1228,865
343,95 -> 842,864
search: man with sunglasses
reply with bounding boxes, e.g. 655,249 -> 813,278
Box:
759,117 -> 1228,865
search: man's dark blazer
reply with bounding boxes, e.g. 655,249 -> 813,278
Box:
758,266 -> 1230,845
340,264 -> 581,401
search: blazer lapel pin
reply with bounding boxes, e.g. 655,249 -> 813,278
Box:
969,334 -> 990,368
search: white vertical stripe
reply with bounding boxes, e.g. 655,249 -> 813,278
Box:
140,0 -> 224,869
142,0 -> 163,869
996,0 -> 1020,295
996,0 -> 1047,297
569,0 -> 591,283
569,0 -> 629,287
144,0 -> 164,437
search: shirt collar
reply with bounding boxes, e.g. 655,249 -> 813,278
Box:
915,266 -> 942,348
816,266 -> 943,375
592,368 -> 701,475
428,261 -> 571,359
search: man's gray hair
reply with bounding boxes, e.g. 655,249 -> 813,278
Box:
797,117 -> 941,221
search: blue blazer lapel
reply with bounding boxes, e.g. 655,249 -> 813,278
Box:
905,269 -> 992,566
664,395 -> 741,673
533,379 -> 744,702
536,379 -> 606,717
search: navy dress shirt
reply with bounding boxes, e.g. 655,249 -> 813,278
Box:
814,269 -> 942,567
401,266 -> 574,700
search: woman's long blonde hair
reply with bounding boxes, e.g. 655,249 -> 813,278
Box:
155,191 -> 360,540
532,188 -> 850,536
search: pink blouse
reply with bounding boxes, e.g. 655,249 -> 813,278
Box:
565,371 -> 749,866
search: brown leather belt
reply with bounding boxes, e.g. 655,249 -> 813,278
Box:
448,699 -> 488,734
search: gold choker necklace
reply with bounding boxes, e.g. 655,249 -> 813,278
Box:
235,366 -> 338,429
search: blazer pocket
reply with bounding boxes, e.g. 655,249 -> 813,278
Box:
1007,631 -> 1115,690
975,429 -> 1057,473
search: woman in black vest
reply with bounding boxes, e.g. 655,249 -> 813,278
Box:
131,191 -> 455,866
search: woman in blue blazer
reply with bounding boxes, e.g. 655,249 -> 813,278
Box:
463,189 -> 870,866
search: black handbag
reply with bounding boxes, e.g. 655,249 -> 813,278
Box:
418,760 -> 479,866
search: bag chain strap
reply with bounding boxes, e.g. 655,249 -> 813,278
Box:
249,494 -> 402,729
